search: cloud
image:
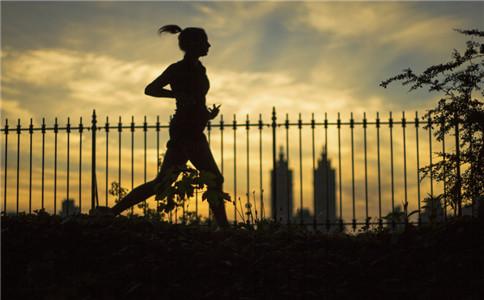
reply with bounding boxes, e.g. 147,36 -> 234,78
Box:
298,2 -> 403,38
0,98 -> 33,121
297,2 -> 461,49
2,47 -> 388,123
193,2 -> 277,35
1,49 -> 172,120
3,2 -> 476,123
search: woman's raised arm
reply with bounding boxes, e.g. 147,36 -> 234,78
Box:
144,66 -> 175,98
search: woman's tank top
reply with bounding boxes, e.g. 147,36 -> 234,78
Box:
168,59 -> 210,139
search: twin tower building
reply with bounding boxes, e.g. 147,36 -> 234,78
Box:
270,146 -> 337,225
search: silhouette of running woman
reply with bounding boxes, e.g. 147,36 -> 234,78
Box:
110,25 -> 229,227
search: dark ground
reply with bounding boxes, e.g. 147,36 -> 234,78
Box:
2,215 -> 483,300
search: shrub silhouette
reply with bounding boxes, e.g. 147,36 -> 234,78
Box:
381,28 -> 484,217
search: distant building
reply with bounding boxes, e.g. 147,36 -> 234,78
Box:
271,147 -> 293,223
313,147 -> 337,225
59,198 -> 79,217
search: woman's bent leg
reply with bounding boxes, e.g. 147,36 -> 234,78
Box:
112,139 -> 187,215
111,180 -> 157,215
186,135 -> 229,227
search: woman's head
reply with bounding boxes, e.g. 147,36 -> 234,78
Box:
159,25 -> 210,57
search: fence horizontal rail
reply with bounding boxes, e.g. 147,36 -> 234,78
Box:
1,108 -> 471,231
1,119 -> 443,134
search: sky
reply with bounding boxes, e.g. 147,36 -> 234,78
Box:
1,1 -> 483,221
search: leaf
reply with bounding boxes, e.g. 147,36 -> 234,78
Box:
198,170 -> 218,187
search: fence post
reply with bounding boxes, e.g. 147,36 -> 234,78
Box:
91,110 -> 97,211
271,107 -> 277,221
454,114 -> 462,216
3,119 -> 8,214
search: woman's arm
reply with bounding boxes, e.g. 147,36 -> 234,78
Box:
144,66 -> 175,98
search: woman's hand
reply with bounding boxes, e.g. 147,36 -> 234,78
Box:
207,104 -> 221,120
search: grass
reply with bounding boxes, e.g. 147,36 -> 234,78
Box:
2,214 -> 483,299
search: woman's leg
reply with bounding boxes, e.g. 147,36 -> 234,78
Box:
111,180 -> 156,215
185,135 -> 229,227
111,140 -> 187,215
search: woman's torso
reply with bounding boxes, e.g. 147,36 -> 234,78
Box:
168,59 -> 210,139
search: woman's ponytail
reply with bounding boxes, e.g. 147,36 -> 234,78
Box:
158,25 -> 206,53
158,24 -> 182,35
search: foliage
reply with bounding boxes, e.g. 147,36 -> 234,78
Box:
383,204 -> 419,232
108,181 -> 135,217
3,214 -> 482,299
154,165 -> 232,214
108,181 -> 129,204
381,29 -> 484,215
177,211 -> 205,225
421,193 -> 446,224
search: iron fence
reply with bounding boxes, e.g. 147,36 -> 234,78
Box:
0,108 -> 469,230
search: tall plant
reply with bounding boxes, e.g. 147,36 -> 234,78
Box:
381,29 -> 483,216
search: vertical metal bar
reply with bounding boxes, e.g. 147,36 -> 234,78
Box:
156,115 -> 161,216
156,115 -> 160,169
233,114 -> 238,223
271,107 -> 277,221
79,117 -> 83,213
207,119 -> 212,224
402,112 -> 408,221
285,113 -> 290,224
91,111 -> 97,211
337,113 -> 343,230
156,115 -> 160,168
298,113 -> 303,225
67,118 -> 71,206
41,118 -> 46,210
311,113 -> 316,228
441,117 -> 446,220
118,116 -> 122,211
428,113 -> 434,215
220,115 -> 224,175
376,113 -> 382,226
220,115 -> 231,224
54,118 -> 58,215
29,119 -> 33,214
350,113 -> 355,231
258,114 -> 263,219
246,114 -> 250,224
105,117 -> 109,207
363,113 -> 368,228
220,115 -> 230,224
130,115 -> 134,215
16,119 -> 21,215
143,116 -> 147,216
389,112 -> 395,229
253,190 -> 258,222
454,115 -> 462,216
415,112 -> 421,224
324,113 -> 329,230
143,116 -> 147,183
3,119 -> 8,214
